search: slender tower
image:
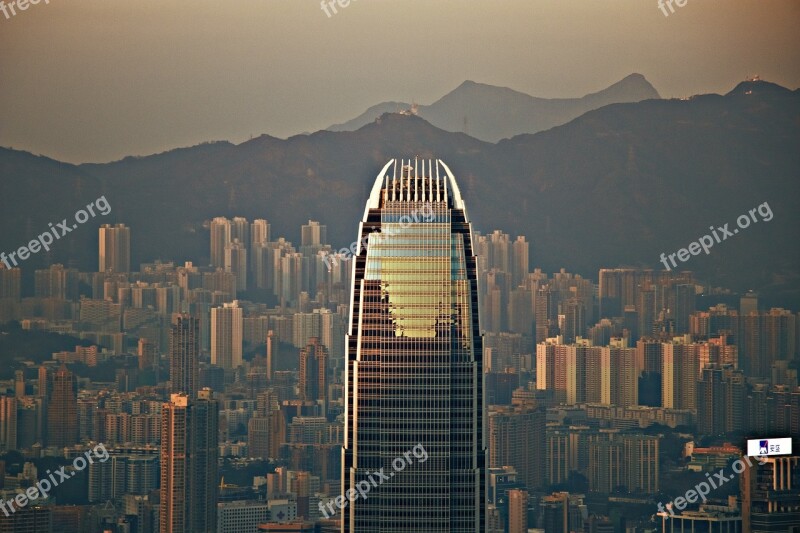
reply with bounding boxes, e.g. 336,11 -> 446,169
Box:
160,390 -> 219,533
342,159 -> 486,531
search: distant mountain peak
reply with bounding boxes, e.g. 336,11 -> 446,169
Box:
726,78 -> 793,97
327,74 -> 661,142
586,73 -> 661,100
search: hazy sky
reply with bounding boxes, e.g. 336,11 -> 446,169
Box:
1,0 -> 798,163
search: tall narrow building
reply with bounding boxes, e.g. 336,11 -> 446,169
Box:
169,314 -> 199,396
209,217 -> 231,269
98,223 -> 131,273
298,337 -> 328,412
211,301 -> 243,370
47,365 -> 78,448
342,159 -> 486,531
160,390 -> 219,533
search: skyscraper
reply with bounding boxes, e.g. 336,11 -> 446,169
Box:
740,455 -> 800,531
0,263 -> 21,301
138,337 -> 156,370
211,301 -> 243,370
696,363 -> 745,435
169,314 -> 199,396
487,389 -> 545,491
98,223 -> 131,273
46,365 -> 78,448
160,390 -> 219,533
301,220 -> 327,247
507,488 -> 529,533
224,238 -> 248,292
209,217 -> 231,269
342,159 -> 485,531
0,396 -> 17,452
298,337 -> 328,412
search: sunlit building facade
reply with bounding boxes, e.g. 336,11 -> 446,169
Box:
342,159 -> 486,531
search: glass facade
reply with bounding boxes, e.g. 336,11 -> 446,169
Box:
342,159 -> 486,532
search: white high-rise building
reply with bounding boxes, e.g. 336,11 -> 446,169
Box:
225,239 -> 248,291
210,217 -> 231,268
211,301 -> 243,369
301,220 -> 327,247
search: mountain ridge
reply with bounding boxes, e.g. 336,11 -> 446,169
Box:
1,78 -> 797,305
328,73 -> 661,141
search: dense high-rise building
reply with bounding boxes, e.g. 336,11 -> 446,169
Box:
14,370 -> 24,398
534,284 -> 557,343
160,390 -> 219,533
740,291 -> 758,315
672,283 -> 696,334
14,397 -> 44,450
487,389 -> 545,491
138,337 -> 156,370
511,236 -> 529,289
209,217 -> 232,269
537,338 -> 596,405
507,488 -> 528,533
298,337 -> 328,412
740,455 -> 800,531
637,287 -> 656,340
0,396 -> 17,452
745,384 -> 800,436
279,252 -> 306,308
250,219 -> 271,284
559,298 -> 586,344
251,219 -> 271,248
169,314 -> 199,396
605,340 -> 638,408
46,365 -> 78,448
738,308 -> 797,378
231,217 -> 249,249
661,336 -> 698,410
587,431 -> 659,494
696,364 -> 745,436
540,492 -> 569,533
34,264 -> 79,300
690,304 -> 739,341
598,269 -> 638,319
224,239 -> 247,291
292,311 -> 322,348
0,505 -> 53,531
301,220 -> 327,248
211,301 -> 243,370
536,338 -> 558,392
0,264 -> 21,301
342,159 -> 485,531
99,223 -> 131,273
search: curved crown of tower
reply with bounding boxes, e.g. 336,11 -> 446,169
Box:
363,158 -> 468,219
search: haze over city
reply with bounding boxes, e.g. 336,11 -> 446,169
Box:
0,0 -> 798,163
0,2 -> 799,533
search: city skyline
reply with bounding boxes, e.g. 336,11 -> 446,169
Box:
0,2 -> 798,524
